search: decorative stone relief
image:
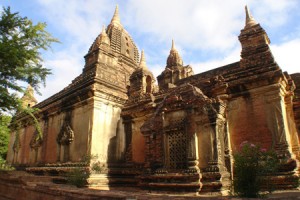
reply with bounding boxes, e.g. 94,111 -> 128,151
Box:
13,132 -> 21,153
216,120 -> 227,171
30,129 -> 43,149
57,123 -> 74,145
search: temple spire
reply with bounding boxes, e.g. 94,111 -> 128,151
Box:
21,85 -> 37,108
245,5 -> 257,28
101,25 -> 106,35
110,5 -> 122,27
171,39 -> 176,50
139,50 -> 147,70
167,39 -> 183,67
171,39 -> 176,52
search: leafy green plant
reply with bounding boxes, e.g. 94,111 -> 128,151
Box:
22,106 -> 43,140
0,157 -> 14,171
66,168 -> 90,188
66,154 -> 104,187
0,6 -> 58,114
0,115 -> 11,159
233,141 -> 279,198
91,161 -> 103,173
83,154 -> 105,174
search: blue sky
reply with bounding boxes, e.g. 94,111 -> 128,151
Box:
2,0 -> 300,102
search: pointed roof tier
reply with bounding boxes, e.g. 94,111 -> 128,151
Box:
24,85 -> 35,97
239,5 -> 270,48
88,25 -> 110,52
129,49 -> 155,96
21,85 -> 38,108
110,5 -> 122,28
139,50 -> 148,70
239,5 -> 273,68
244,5 -> 257,28
106,5 -> 139,63
130,50 -> 153,77
86,5 -> 139,66
166,40 -> 183,68
99,25 -> 110,45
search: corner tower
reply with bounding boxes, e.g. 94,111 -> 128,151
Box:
82,6 -> 141,169
129,50 -> 156,97
231,6 -> 300,183
84,5 -> 139,92
157,40 -> 193,90
239,6 -> 273,69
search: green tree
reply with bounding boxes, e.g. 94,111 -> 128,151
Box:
0,6 -> 58,114
0,115 -> 11,159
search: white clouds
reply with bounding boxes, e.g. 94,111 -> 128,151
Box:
271,39 -> 300,74
36,50 -> 83,102
123,0 -> 298,51
36,0 -> 115,50
12,0 -> 298,101
32,0 -> 115,101
125,0 -> 245,51
249,0 -> 298,28
190,46 -> 241,74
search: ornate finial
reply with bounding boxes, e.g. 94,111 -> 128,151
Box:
245,5 -> 257,28
139,50 -> 147,69
111,5 -> 122,27
167,39 -> 183,67
171,39 -> 176,51
171,39 -> 175,50
101,25 -> 106,35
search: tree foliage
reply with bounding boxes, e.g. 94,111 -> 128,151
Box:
0,6 -> 58,114
0,115 -> 11,159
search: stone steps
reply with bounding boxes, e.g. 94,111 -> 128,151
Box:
88,174 -> 138,187
200,172 -> 223,194
138,173 -> 201,192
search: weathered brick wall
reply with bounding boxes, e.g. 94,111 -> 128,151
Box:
131,118 -> 146,163
291,73 -> 300,144
227,92 -> 273,152
7,104 -> 92,167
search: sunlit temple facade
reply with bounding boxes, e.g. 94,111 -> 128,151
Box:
7,6 -> 300,194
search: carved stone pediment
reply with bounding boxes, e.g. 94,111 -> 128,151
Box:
30,129 -> 43,149
163,84 -> 211,111
140,84 -> 211,135
57,123 -> 74,145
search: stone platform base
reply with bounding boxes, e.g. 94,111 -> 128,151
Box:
1,171 -> 299,200
0,171 -> 133,200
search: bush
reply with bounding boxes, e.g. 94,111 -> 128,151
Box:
0,157 -> 14,171
66,154 -> 104,187
233,141 -> 279,198
66,168 -> 90,188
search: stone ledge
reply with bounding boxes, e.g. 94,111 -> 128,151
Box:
0,171 -> 300,200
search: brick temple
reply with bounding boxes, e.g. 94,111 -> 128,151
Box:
6,5 -> 300,194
